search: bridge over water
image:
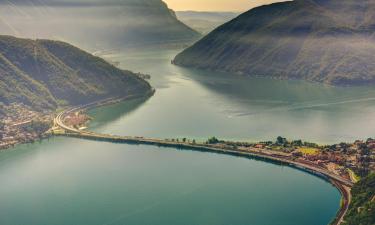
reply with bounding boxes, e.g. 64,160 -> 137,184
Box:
54,103 -> 353,225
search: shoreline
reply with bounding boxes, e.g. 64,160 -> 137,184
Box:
3,92 -> 352,225
171,62 -> 373,88
57,131 -> 352,225
0,90 -> 155,152
53,94 -> 353,225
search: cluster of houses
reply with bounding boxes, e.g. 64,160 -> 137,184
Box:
1,103 -> 374,180
0,104 -> 52,150
63,111 -> 91,130
214,136 -> 375,181
286,139 -> 374,179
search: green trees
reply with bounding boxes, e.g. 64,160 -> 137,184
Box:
343,173 -> 375,225
174,0 -> 375,86
291,140 -> 303,146
276,136 -> 287,146
0,36 -> 152,115
207,137 -> 220,144
22,120 -> 50,135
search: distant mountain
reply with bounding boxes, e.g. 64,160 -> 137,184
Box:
176,11 -> 239,34
0,35 -> 152,114
0,0 -> 200,51
174,0 -> 375,86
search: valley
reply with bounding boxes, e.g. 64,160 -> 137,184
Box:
0,1 -> 374,225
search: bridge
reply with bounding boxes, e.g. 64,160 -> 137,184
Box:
54,106 -> 353,187
54,104 -> 353,225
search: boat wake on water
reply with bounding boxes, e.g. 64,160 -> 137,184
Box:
234,96 -> 375,117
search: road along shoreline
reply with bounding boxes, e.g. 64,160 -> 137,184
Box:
54,95 -> 352,225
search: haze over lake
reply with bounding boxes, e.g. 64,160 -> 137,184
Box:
0,48 -> 346,225
0,0 -> 374,224
90,49 -> 375,144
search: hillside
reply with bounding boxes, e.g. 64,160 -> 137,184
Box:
0,0 -> 200,51
176,11 -> 239,34
343,174 -> 375,225
174,0 -> 375,86
0,35 -> 152,115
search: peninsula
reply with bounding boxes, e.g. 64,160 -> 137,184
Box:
0,35 -> 152,150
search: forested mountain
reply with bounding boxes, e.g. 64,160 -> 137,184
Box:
0,35 -> 151,114
174,0 -> 375,86
0,0 -> 200,51
343,173 -> 375,225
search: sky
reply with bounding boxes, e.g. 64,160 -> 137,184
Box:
163,0 -> 286,12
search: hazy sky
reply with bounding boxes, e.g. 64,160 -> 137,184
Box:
164,0 -> 286,12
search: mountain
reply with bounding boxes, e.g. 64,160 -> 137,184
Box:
0,0 -> 200,51
0,35 -> 152,114
176,11 -> 239,34
174,0 -> 375,86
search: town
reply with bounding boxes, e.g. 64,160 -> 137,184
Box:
0,103 -> 52,150
201,136 -> 375,183
1,106 -> 375,184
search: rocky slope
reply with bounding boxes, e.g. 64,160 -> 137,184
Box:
174,0 -> 375,86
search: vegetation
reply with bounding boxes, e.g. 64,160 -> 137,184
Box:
206,137 -> 220,144
174,0 -> 375,86
274,136 -> 318,149
347,169 -> 361,183
21,120 -> 51,135
298,147 -> 319,155
343,174 -> 375,225
0,35 -> 152,115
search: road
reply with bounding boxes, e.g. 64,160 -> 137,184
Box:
54,105 -> 353,225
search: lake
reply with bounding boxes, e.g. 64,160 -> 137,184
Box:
2,47 -> 369,225
90,49 -> 375,144
0,138 -> 340,225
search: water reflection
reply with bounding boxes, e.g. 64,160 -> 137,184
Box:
96,48 -> 375,144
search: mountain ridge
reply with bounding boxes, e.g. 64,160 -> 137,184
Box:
176,11 -> 239,34
0,0 -> 200,51
174,0 -> 375,86
0,35 -> 152,115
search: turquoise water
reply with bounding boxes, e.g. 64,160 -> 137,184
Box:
0,138 -> 340,225
0,48 -> 365,225
89,49 -> 375,144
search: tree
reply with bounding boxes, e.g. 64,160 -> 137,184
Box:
22,120 -> 50,134
276,136 -> 287,145
342,173 -> 375,225
292,140 -> 303,146
207,137 -> 220,144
